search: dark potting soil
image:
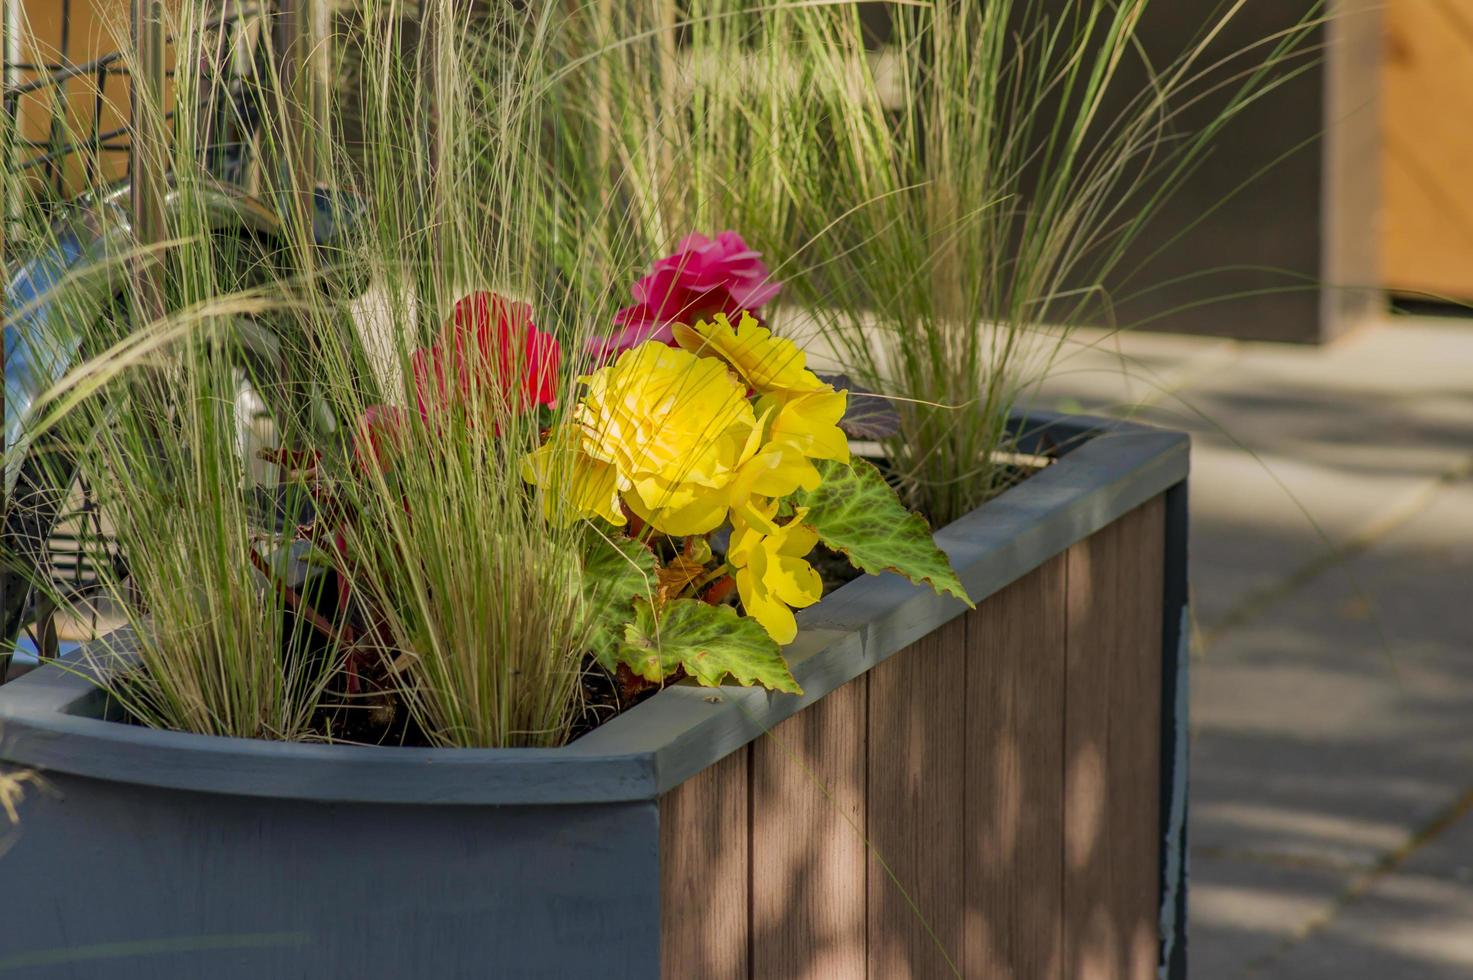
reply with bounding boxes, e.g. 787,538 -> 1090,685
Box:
566,658 -> 666,742
811,543 -> 865,592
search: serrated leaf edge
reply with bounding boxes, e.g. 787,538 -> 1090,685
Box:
815,535 -> 971,608
621,598 -> 803,695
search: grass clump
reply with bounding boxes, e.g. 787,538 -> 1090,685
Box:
7,1 -> 609,747
789,1 -> 1318,524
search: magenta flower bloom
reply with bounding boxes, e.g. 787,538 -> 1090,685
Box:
592,231 -> 783,358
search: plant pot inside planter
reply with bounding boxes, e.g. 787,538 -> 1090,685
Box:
0,410 -> 1190,980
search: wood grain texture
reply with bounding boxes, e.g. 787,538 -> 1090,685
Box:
867,615 -> 967,979
1382,0 -> 1473,299
658,493 -> 1170,979
660,746 -> 749,980
751,677 -> 868,980
1063,498 -> 1165,980
964,557 -> 1068,980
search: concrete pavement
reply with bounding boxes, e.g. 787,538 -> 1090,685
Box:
1035,313 -> 1473,978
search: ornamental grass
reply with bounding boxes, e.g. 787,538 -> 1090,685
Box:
5,1 -> 961,747
790,1 -> 1319,524
3,0 -> 1308,746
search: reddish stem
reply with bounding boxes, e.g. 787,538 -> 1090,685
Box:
702,574 -> 737,606
625,510 -> 646,538
246,548 -> 359,652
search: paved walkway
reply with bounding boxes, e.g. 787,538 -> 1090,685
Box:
1034,313 -> 1473,978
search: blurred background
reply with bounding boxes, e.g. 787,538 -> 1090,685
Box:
1040,4 -> 1473,976
5,1 -> 1473,975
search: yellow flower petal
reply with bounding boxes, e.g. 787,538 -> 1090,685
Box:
774,515 -> 820,558
726,509 -> 823,644
573,341 -> 756,529
626,487 -> 730,537
728,506 -> 771,563
771,554 -> 823,609
734,563 -> 799,645
520,427 -> 626,527
722,443 -> 820,529
673,312 -> 828,397
760,390 -> 851,465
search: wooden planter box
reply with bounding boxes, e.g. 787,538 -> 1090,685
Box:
0,412 -> 1189,979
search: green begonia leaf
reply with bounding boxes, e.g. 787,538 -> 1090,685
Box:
795,458 -> 972,606
619,598 -> 802,694
582,534 -> 658,671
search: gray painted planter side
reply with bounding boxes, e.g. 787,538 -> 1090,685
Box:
0,412 -> 1187,806
0,787 -> 659,978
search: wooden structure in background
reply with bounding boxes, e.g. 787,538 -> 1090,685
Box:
1381,0 -> 1473,302
663,499 -> 1167,979
9,0 -> 135,195
1099,1 -> 1384,344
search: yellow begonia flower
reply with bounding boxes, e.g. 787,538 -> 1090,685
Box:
577,342 -> 756,535
760,389 -> 850,464
729,506 -> 824,645
673,312 -> 828,397
520,425 -> 626,527
522,338 -> 854,541
717,392 -> 852,533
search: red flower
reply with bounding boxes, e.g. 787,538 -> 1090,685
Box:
353,293 -> 560,476
411,292 -> 561,423
591,232 -> 782,358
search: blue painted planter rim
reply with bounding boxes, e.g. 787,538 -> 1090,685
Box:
0,410 -> 1188,806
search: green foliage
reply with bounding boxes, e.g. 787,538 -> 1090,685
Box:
619,598 -> 802,694
796,459 -> 971,607
581,534 -> 658,671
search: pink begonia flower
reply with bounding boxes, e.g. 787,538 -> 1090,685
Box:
590,231 -> 782,358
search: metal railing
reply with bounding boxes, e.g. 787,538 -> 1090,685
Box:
2,4 -> 276,199
4,50 -> 135,195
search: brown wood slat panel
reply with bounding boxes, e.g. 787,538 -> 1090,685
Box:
964,556 -> 1068,979
751,677 -> 867,979
1063,498 -> 1165,980
867,615 -> 967,978
660,747 -> 749,980
1382,0 -> 1473,298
